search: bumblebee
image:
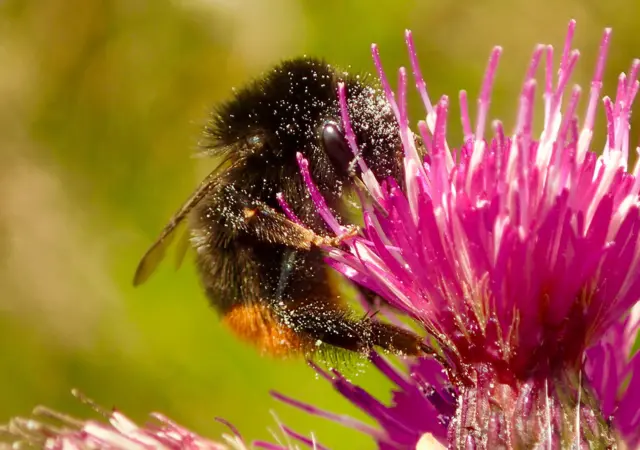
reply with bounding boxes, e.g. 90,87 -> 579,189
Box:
134,58 -> 426,357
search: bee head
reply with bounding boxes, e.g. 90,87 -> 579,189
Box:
203,58 -> 402,197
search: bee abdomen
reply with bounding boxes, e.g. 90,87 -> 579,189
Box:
222,303 -> 312,357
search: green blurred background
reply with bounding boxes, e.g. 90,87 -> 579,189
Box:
0,0 -> 639,448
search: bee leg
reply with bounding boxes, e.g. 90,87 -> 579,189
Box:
367,320 -> 434,356
242,205 -> 358,248
275,303 -> 427,356
204,185 -> 354,250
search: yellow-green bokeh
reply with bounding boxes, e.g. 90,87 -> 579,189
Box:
0,1 -> 639,448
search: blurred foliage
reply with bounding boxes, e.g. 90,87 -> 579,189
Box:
0,0 -> 639,449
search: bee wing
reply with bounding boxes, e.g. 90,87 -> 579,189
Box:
133,157 -> 232,286
133,219 -> 185,286
173,226 -> 191,271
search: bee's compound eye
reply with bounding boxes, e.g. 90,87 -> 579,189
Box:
321,121 -> 352,175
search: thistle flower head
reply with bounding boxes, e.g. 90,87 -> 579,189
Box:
0,395 -> 244,450
291,20 -> 640,448
0,393 -> 324,450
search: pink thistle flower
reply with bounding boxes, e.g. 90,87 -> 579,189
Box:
0,391 -> 323,450
290,20 -> 640,448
